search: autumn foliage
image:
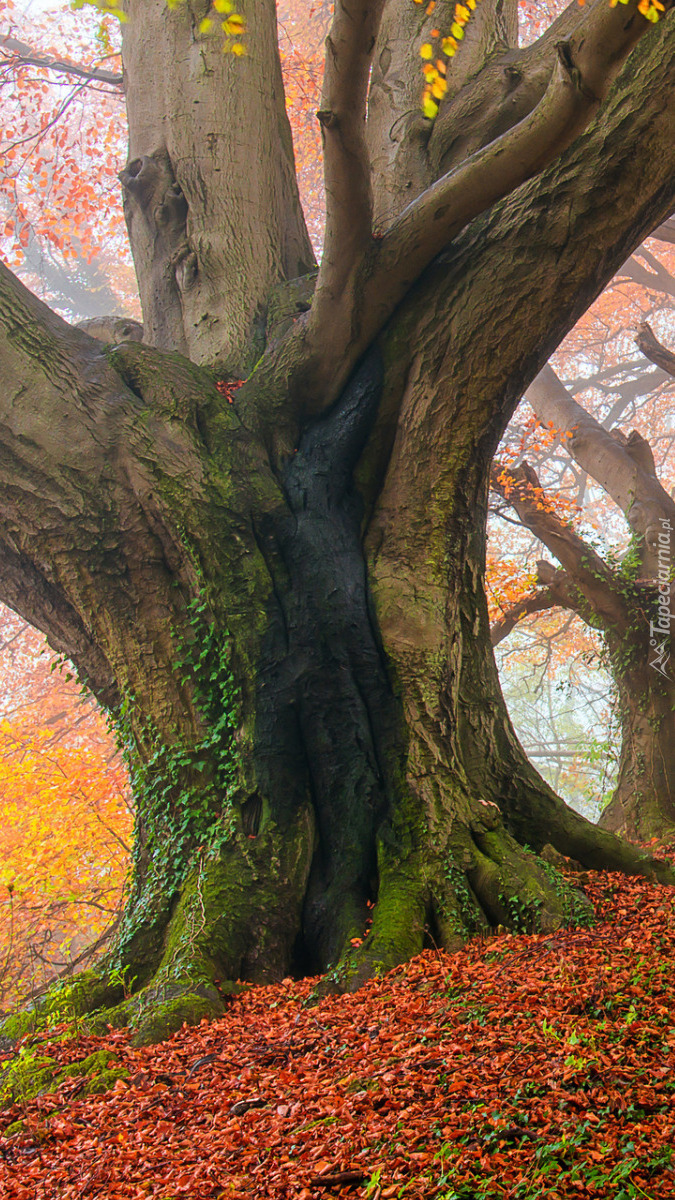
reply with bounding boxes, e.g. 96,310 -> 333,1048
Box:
0,607 -> 132,1012
2,858 -> 675,1196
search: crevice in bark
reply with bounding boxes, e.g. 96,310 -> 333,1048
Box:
119,149 -> 190,357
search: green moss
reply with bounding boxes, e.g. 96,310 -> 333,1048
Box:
0,1010 -> 42,1045
0,971 -> 124,1047
43,971 -> 125,1022
0,1046 -> 129,1108
0,1052 -> 55,1105
131,991 -> 220,1047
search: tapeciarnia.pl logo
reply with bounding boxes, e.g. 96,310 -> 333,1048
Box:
649,517 -> 672,679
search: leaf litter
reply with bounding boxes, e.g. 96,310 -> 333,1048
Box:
2,853 -> 675,1198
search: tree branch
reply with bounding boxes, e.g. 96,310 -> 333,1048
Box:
490,557 -> 601,645
0,35 -> 123,87
303,0 -> 672,413
637,321 -> 675,378
428,0 -> 584,179
0,538 -> 119,710
491,460 -> 630,631
316,0 -> 386,294
377,0 -> 660,296
490,584 -> 556,646
367,0 -> 520,225
525,363 -> 675,574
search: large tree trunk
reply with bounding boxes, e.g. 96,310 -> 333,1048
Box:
1,2 -> 675,1045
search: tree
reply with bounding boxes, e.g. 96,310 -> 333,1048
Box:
491,333 -> 675,840
1,0 -> 675,1045
486,227 -> 675,818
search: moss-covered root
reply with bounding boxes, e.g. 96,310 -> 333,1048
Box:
545,803 -> 675,885
86,979 -> 230,1047
0,970 -> 125,1048
0,969 -> 218,1054
0,1047 -> 129,1111
463,821 -> 593,933
324,807 -> 594,994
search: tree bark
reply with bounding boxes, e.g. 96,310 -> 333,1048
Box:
1,1 -> 675,1045
120,0 -> 315,373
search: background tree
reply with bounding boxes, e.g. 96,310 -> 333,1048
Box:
487,223 -> 675,820
1,0 -> 675,1045
491,334 -> 675,841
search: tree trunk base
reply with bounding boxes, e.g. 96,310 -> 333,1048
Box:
5,802 -> 672,1048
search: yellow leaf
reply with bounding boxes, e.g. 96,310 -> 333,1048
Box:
423,94 -> 439,119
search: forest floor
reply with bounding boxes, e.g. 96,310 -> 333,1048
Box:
2,853 -> 675,1199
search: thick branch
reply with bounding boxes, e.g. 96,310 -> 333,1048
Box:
491,461 -> 630,631
621,248 -> 675,298
0,35 -> 122,86
651,215 -> 675,245
367,0 -> 520,224
0,260 -> 223,738
0,538 -> 118,708
428,0 -> 585,180
303,0 -> 671,414
637,321 -> 675,378
525,363 -> 675,573
316,0 -> 385,294
378,0 -> 657,287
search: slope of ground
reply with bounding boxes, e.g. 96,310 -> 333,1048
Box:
2,858 -> 675,1199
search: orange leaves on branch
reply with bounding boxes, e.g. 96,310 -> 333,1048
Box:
0,0 -> 129,289
277,0 -> 327,252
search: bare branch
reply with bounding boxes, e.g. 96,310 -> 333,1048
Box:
525,363 -> 675,573
637,321 -> 675,378
0,35 -> 123,87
